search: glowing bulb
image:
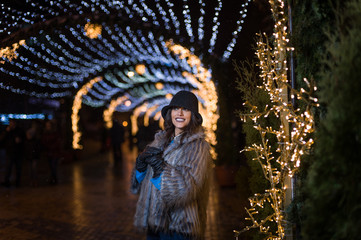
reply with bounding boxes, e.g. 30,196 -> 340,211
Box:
155,82 -> 164,90
127,71 -> 135,77
84,22 -> 102,39
124,100 -> 132,107
135,64 -> 146,75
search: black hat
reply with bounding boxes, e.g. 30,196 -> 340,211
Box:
161,90 -> 203,124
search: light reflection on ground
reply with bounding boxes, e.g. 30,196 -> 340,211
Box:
0,140 -> 246,240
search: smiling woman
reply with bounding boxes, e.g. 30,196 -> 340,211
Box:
131,90 -> 212,240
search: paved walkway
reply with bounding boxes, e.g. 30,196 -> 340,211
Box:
0,141 -> 247,240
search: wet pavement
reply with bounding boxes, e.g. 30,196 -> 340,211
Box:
0,140 -> 247,240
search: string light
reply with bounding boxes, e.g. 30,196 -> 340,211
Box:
103,95 -> 128,128
144,104 -> 159,127
222,0 -> 252,60
84,22 -> 102,39
198,0 -> 206,41
135,64 -> 146,75
131,102 -> 148,136
0,40 -> 26,64
71,77 -> 102,149
182,0 -> 194,42
155,82 -> 164,90
234,0 -> 318,239
208,0 -> 222,54
0,113 -> 51,125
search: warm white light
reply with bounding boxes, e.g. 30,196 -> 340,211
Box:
165,93 -> 173,99
124,100 -> 132,107
72,77 -> 102,149
84,22 -> 102,39
135,64 -> 146,75
155,82 -> 164,90
127,71 -> 135,77
0,40 -> 26,64
103,96 -> 128,129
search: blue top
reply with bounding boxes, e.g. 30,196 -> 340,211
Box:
136,169 -> 162,190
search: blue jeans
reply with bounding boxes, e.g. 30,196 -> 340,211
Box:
146,230 -> 192,240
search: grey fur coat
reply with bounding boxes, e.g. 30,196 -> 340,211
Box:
131,129 -> 212,239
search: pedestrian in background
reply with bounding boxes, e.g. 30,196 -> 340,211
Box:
41,120 -> 61,185
110,118 -> 125,166
131,90 -> 212,240
25,120 -> 41,187
1,119 -> 25,188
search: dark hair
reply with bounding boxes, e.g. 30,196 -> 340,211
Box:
163,107 -> 203,148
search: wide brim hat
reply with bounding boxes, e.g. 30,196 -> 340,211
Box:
161,90 -> 203,124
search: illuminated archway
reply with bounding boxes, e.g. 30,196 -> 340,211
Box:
72,77 -> 102,149
1,0 -> 253,160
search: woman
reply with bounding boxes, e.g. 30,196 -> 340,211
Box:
131,90 -> 212,240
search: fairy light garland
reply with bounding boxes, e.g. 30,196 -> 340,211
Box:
0,0 -> 252,110
84,22 -> 102,39
144,104 -> 159,127
198,0 -> 206,41
234,1 -> 318,239
208,0 -> 222,54
163,0 -> 181,35
154,0 -> 171,31
222,0 -> 252,60
0,40 -> 26,64
72,76 -> 102,149
131,102 -> 148,136
103,95 -> 129,129
182,0 -> 194,42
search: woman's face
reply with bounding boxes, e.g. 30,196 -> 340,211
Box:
171,107 -> 192,135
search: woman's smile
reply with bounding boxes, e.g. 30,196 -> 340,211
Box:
175,117 -> 185,122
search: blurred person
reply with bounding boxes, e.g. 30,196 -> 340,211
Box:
41,120 -> 61,185
131,90 -> 212,240
1,119 -> 25,188
25,120 -> 41,186
110,119 -> 125,166
100,122 -> 109,153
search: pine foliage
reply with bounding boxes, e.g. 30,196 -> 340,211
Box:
301,0 -> 361,239
292,0 -> 341,84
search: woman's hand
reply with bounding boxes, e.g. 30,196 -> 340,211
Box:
144,152 -> 165,178
135,155 -> 148,172
136,146 -> 163,172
